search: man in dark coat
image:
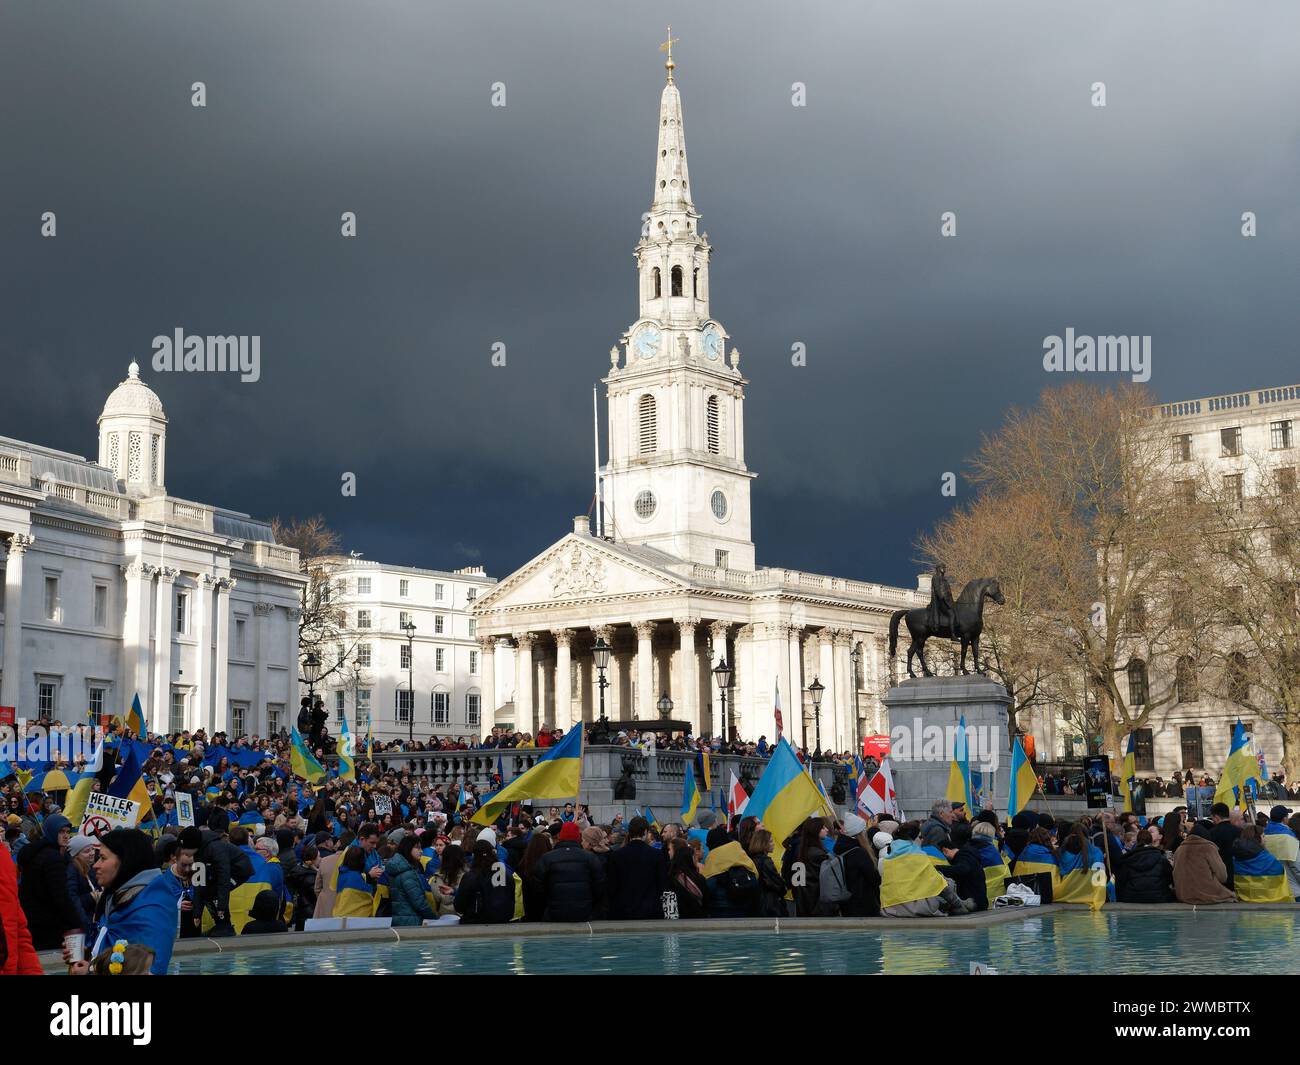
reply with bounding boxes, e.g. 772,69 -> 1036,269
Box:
927,563 -> 955,636
940,824 -> 988,912
606,817 -> 666,919
1115,830 -> 1174,903
530,822 -> 605,921
196,809 -> 253,936
832,814 -> 881,916
1208,803 -> 1241,888
16,814 -> 84,950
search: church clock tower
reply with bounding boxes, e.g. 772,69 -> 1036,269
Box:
601,34 -> 756,571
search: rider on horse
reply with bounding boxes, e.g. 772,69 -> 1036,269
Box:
927,563 -> 955,639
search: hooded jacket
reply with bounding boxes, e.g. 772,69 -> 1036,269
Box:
1,839 -> 43,975
605,838 -> 666,920
833,835 -> 883,917
1114,844 -> 1174,903
530,839 -> 606,921
385,853 -> 435,926
92,868 -> 177,975
1171,831 -> 1236,904
196,827 -> 253,914
16,816 -> 82,950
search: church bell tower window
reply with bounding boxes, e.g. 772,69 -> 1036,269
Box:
671,265 -> 683,297
638,394 -> 657,455
652,267 -> 661,299
707,395 -> 720,455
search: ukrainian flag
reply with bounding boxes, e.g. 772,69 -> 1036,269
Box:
332,861 -> 377,918
471,724 -> 582,826
290,726 -> 327,784
681,761 -> 701,825
1234,848 -> 1293,903
972,835 -> 1010,901
698,749 -> 711,792
1263,821 -> 1299,868
1213,720 -> 1261,811
742,737 -> 833,849
879,841 -> 948,910
124,692 -> 146,738
921,843 -> 953,874
1011,842 -> 1060,888
1121,732 -> 1138,815
107,740 -> 152,823
228,846 -> 288,933
1007,736 -> 1037,819
338,714 -> 356,782
1056,845 -> 1107,910
643,806 -> 661,832
945,715 -> 975,812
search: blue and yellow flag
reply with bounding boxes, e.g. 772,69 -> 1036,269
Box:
945,715 -> 975,812
366,715 -> 374,760
1234,848 -> 1292,903
290,726 -> 327,784
1121,732 -> 1137,815
471,725 -> 583,826
698,749 -> 712,792
226,846 -> 289,933
880,841 -> 948,910
455,781 -> 466,815
1056,845 -> 1107,910
331,861 -> 377,918
338,714 -> 356,782
972,835 -> 1011,901
681,761 -> 701,826
108,740 -> 152,823
642,806 -> 661,832
1011,842 -> 1059,886
125,692 -> 146,738
742,736 -> 833,848
1213,720 -> 1261,811
1007,735 -> 1037,819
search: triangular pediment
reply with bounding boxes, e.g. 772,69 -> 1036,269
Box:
475,533 -> 690,612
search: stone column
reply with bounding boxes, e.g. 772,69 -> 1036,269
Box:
477,636 -> 496,739
1,534 -> 34,710
552,629 -> 573,732
674,617 -> 699,734
153,567 -> 178,731
513,633 -> 535,734
121,561 -> 155,723
592,625 -> 614,722
834,629 -> 855,755
212,578 -> 234,736
634,620 -> 656,719
253,603 -> 272,736
192,574 -> 212,734
816,629 -> 837,755
735,623 -> 755,741
786,624 -> 805,749
709,621 -> 730,738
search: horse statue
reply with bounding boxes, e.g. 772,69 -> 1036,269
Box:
888,576 -> 1004,679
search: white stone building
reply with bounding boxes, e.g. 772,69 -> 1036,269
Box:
0,362 -> 305,737
472,54 -> 926,752
313,558 -> 497,743
1030,383 -> 1298,777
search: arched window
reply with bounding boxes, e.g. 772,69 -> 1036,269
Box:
706,395 -> 721,455
1175,656 -> 1198,703
1227,652 -> 1249,703
671,265 -> 683,297
1127,659 -> 1148,706
638,394 -> 657,455
652,268 -> 661,299
692,267 -> 699,297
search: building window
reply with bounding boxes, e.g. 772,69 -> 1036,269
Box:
715,549 -> 729,570
1227,652 -> 1250,703
1273,530 -> 1291,556
466,587 -> 477,602
108,433 -> 120,477
638,394 -> 657,455
1134,728 -> 1155,773
470,650 -> 479,674
1175,656 -> 1198,703
1129,595 -> 1147,633
89,686 -> 106,720
92,583 -> 108,628
400,611 -> 411,628
435,614 -> 445,634
1271,420 -> 1293,450
396,689 -> 413,724
707,395 -> 721,455
468,618 -> 477,637
1127,659 -> 1148,706
1179,726 -> 1204,770
175,591 -> 188,635
711,490 -> 728,520
1220,426 -> 1243,458
357,577 -> 372,595
150,434 -> 159,483
467,693 -> 481,727
235,617 -> 247,657
1223,473 -> 1243,506
1277,467 -> 1296,494
357,609 -> 371,629
1174,480 -> 1197,506
634,490 -> 657,519
671,264 -> 683,297
231,701 -> 247,739
1172,590 -> 1195,631
399,578 -> 410,597
357,643 -> 371,667
400,644 -> 411,670
652,267 -> 661,299
38,681 -> 57,715
128,431 -> 142,480
266,702 -> 281,737
1172,433 -> 1191,462
44,575 -> 61,622
434,583 -> 444,602
169,690 -> 186,733
435,647 -> 445,672
356,689 -> 371,725
334,690 -> 346,721
432,691 -> 450,725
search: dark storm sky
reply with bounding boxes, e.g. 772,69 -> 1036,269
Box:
3,1 -> 1299,588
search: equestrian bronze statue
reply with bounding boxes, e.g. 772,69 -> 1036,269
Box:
888,565 -> 1004,678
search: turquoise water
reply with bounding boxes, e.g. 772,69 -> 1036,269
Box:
171,911 -> 1299,975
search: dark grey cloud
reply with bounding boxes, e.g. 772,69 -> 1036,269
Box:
3,1 -> 1298,587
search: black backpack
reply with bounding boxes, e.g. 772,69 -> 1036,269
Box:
723,865 -> 759,913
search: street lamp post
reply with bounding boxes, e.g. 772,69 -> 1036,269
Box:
657,691 -> 673,721
850,641 -> 863,757
807,676 -> 825,756
401,619 -> 417,745
593,636 -> 611,735
713,656 -> 733,743
303,651 -> 322,712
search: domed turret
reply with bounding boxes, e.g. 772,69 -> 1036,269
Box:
98,361 -> 167,494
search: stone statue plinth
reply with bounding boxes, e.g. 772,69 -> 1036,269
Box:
881,675 -> 1011,820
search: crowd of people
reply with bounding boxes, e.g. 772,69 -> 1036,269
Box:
1038,768 -> 1300,803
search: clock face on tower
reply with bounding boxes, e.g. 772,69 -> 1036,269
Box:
702,324 -> 722,361
634,324 -> 661,359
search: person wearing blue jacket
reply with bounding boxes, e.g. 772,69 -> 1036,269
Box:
80,828 -> 177,976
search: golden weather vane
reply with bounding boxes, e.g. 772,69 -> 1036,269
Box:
660,26 -> 679,82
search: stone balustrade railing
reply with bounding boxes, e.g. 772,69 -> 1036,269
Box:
1157,383 -> 1300,419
